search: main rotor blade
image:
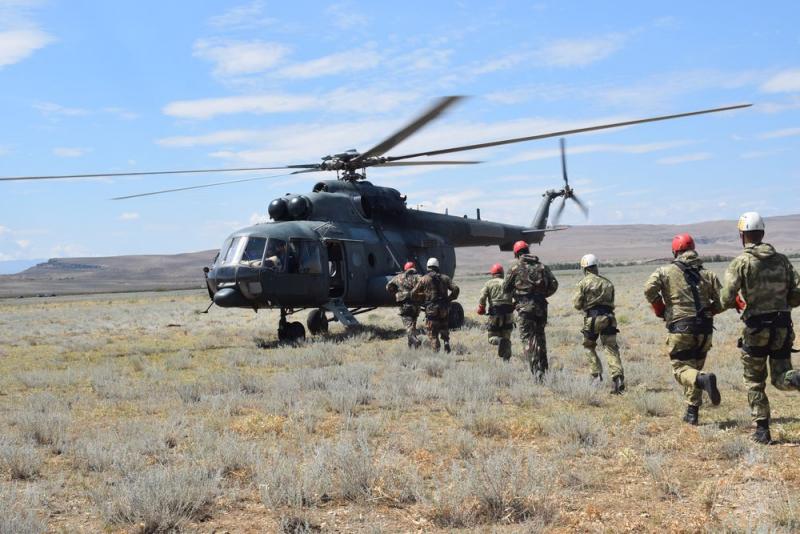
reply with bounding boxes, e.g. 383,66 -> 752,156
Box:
111,169 -> 320,200
353,96 -> 464,164
571,194 -> 589,218
387,103 -> 752,161
552,196 -> 567,226
560,137 -> 568,187
0,165 -> 320,182
373,160 -> 481,167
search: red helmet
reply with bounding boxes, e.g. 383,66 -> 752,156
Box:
403,261 -> 416,271
513,240 -> 529,256
489,263 -> 504,276
672,233 -> 695,255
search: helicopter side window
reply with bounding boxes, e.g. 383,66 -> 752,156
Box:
221,237 -> 244,265
288,240 -> 321,274
263,238 -> 287,271
239,237 -> 267,267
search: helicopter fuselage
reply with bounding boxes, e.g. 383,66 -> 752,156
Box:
205,179 -> 546,312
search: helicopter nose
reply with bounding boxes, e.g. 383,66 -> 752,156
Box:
213,287 -> 250,308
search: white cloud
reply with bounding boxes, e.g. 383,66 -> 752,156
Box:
740,148 -> 787,159
50,243 -> 88,258
102,107 -> 139,120
0,28 -> 52,69
208,1 -> 276,29
326,2 -> 369,30
157,129 -> 266,148
0,225 -> 9,235
656,152 -> 712,165
193,38 -> 289,76
53,147 -> 89,157
758,97 -> 800,114
119,212 -> 140,221
249,212 -> 269,225
162,88 -> 417,119
277,48 -> 380,79
34,101 -> 88,117
503,140 -> 693,164
536,33 -> 627,67
15,239 -> 30,249
757,127 -> 800,139
761,68 -> 800,93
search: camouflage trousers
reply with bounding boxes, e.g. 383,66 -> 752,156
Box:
487,312 -> 514,360
582,314 -> 623,380
518,311 -> 547,377
667,332 -> 713,407
399,304 -> 421,348
425,308 -> 450,352
739,324 -> 798,422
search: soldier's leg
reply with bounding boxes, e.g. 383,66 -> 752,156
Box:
401,315 -> 414,348
768,328 -> 800,390
600,334 -> 624,379
427,318 -> 441,352
529,321 -> 548,379
742,352 -> 770,422
498,314 -> 513,360
518,314 -> 534,366
668,333 -> 703,406
582,335 -> 602,378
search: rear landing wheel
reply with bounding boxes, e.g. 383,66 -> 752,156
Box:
307,309 -> 329,335
279,320 -> 306,342
448,302 -> 465,329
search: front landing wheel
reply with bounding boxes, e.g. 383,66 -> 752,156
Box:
279,321 -> 306,342
307,309 -> 329,335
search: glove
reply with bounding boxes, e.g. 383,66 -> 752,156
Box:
476,304 -> 486,315
651,299 -> 666,319
735,294 -> 746,313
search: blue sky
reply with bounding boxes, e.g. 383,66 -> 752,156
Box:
1,0 -> 799,262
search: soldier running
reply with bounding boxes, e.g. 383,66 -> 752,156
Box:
573,254 -> 625,394
644,233 -> 722,425
720,212 -> 800,444
476,263 -> 514,360
503,241 -> 558,380
386,261 -> 422,348
412,258 -> 460,353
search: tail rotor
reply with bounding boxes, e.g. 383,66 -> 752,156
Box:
551,138 -> 589,226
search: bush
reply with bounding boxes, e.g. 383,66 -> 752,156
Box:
0,438 -> 43,480
96,463 -> 220,532
0,488 -> 45,533
15,409 -> 69,454
545,412 -> 608,450
632,391 -> 672,417
643,453 -> 681,498
545,370 -> 604,407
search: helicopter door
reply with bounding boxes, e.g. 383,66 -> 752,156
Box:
326,241 -> 347,299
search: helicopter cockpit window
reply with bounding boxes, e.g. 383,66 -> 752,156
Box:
239,237 -> 267,267
220,237 -> 244,265
263,238 -> 287,271
288,240 -> 322,274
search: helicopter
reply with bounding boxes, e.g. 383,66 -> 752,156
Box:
2,96 -> 750,341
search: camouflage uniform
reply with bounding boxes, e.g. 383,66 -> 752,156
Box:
644,250 -> 722,407
573,271 -> 624,381
412,271 -> 460,352
503,254 -> 558,377
720,242 -> 800,423
478,277 -> 514,360
386,269 -> 422,348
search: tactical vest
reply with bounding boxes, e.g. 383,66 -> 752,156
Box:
670,261 -> 713,335
513,257 -> 549,296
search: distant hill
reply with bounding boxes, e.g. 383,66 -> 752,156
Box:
1,214 -> 798,298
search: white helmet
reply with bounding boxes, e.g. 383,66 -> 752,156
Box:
738,211 -> 765,232
580,254 -> 598,269
426,257 -> 440,269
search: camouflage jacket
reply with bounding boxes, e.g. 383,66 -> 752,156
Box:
720,242 -> 800,319
386,270 -> 421,303
502,254 -> 558,300
573,271 -> 615,312
412,271 -> 459,305
643,250 -> 722,324
479,277 -> 513,309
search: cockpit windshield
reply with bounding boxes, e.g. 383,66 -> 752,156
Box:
240,237 -> 267,265
220,237 -> 244,265
263,238 -> 287,271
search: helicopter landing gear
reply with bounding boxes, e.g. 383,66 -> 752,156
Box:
278,308 -> 306,343
448,302 -> 465,329
307,308 -> 329,335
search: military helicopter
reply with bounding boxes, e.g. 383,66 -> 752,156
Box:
2,97 -> 749,341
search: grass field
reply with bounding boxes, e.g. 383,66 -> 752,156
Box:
1,262 -> 800,533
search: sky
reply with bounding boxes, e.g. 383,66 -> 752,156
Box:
1,0 -> 800,263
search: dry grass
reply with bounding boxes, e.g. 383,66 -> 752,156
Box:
0,262 -> 799,531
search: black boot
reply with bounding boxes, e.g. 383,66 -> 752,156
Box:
753,419 -> 772,444
611,375 -> 625,395
498,338 -> 511,360
443,341 -> 451,354
591,373 -> 603,382
683,405 -> 699,425
789,372 -> 800,388
695,373 -> 721,406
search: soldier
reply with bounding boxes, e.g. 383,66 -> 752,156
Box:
386,261 -> 422,348
476,263 -> 514,360
572,254 -> 625,394
720,212 -> 800,444
503,241 -> 558,380
644,233 -> 722,425
412,258 -> 460,353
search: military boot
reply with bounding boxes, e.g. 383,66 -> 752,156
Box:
683,405 -> 699,425
752,419 -> 772,444
789,372 -> 800,388
443,341 -> 451,354
611,375 -> 625,395
498,338 -> 511,361
591,373 -> 603,383
695,373 -> 721,406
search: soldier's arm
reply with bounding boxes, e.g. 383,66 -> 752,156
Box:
411,279 -> 425,300
478,284 -> 490,307
448,278 -> 460,301
788,259 -> 800,308
545,266 -> 559,297
572,280 -> 585,311
385,278 -> 398,295
707,271 -> 723,314
719,259 -> 744,310
502,266 -> 516,294
643,269 -> 665,317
